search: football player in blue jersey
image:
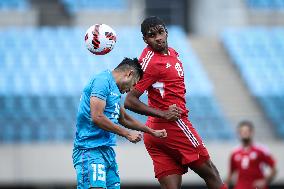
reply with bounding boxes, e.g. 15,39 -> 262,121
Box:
73,57 -> 174,189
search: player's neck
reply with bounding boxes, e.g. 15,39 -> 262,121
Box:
161,47 -> 169,55
148,45 -> 169,55
112,70 -> 121,86
242,141 -> 253,149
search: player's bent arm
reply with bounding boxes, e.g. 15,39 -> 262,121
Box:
118,107 -> 167,138
119,107 -> 153,134
90,96 -> 129,138
125,89 -> 182,121
265,166 -> 277,184
124,89 -> 165,118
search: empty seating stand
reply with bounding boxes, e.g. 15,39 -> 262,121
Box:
247,0 -> 284,9
0,26 -> 233,143
222,27 -> 284,138
60,0 -> 127,14
0,0 -> 30,11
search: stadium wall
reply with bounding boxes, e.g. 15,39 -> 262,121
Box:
0,143 -> 283,186
72,0 -> 145,27
0,9 -> 39,27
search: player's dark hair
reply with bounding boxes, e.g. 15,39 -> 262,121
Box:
141,16 -> 167,36
115,57 -> 143,79
238,120 -> 254,130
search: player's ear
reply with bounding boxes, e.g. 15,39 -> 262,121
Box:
143,36 -> 148,44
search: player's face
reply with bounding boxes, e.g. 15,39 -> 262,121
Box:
119,71 -> 140,94
143,25 -> 168,53
238,125 -> 253,143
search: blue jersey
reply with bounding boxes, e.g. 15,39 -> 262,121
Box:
74,70 -> 121,149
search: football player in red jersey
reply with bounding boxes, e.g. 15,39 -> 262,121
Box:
125,16 -> 227,189
226,121 -> 277,189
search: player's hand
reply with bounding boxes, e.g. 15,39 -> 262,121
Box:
151,129 -> 167,138
125,131 -> 142,143
162,104 -> 182,121
253,179 -> 267,189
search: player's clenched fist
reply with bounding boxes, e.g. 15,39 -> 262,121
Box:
162,104 -> 182,121
150,129 -> 167,138
126,131 -> 142,143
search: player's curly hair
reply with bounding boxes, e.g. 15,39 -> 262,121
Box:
141,16 -> 167,36
115,57 -> 143,79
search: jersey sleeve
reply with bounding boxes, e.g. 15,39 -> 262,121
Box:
135,71 -> 159,93
135,50 -> 159,93
261,149 -> 276,168
91,77 -> 110,101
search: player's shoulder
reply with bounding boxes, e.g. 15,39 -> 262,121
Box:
231,145 -> 243,155
252,143 -> 272,155
95,70 -> 111,80
168,47 -> 179,56
91,70 -> 112,86
139,46 -> 157,72
140,46 -> 155,59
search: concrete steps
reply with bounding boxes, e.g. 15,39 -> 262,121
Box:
189,36 -> 276,141
30,0 -> 71,26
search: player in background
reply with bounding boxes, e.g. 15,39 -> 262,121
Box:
226,121 -> 277,189
125,16 -> 227,189
73,58 -> 169,189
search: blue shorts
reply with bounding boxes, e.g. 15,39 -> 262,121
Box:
73,146 -> 120,189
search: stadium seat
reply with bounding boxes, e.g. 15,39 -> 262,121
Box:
222,27 -> 284,139
60,0 -> 127,14
0,26 -> 234,143
247,0 -> 284,9
0,0 -> 30,11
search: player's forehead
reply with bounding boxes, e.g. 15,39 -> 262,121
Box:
146,25 -> 165,35
239,125 -> 253,133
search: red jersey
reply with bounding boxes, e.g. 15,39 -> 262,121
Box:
135,46 -> 189,123
230,144 -> 275,189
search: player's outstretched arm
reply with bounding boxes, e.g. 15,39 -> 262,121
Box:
125,89 -> 181,121
118,107 -> 167,138
90,96 -> 141,143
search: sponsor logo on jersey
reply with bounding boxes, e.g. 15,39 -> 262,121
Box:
110,92 -> 119,96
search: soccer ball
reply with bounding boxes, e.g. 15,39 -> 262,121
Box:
84,24 -> 117,55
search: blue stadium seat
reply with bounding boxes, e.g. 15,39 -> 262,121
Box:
0,0 -> 30,11
247,0 -> 284,9
0,26 -> 233,142
60,0 -> 127,14
222,27 -> 284,139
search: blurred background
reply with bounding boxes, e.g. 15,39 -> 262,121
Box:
0,0 -> 284,188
